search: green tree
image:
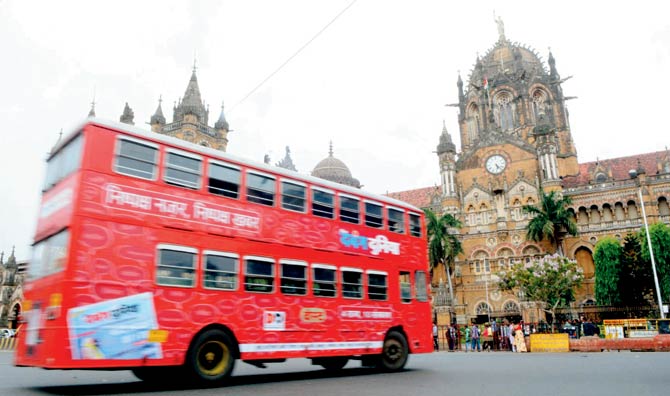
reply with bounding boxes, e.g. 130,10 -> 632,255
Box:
639,222 -> 670,303
593,237 -> 622,305
424,209 -> 463,303
523,190 -> 578,255
498,254 -> 584,330
620,234 -> 654,306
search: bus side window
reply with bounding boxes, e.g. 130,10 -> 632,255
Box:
164,149 -> 202,190
340,195 -> 360,224
203,251 -> 238,290
247,171 -> 276,206
387,207 -> 405,234
114,137 -> 158,180
208,161 -> 240,199
281,181 -> 306,212
399,271 -> 411,303
312,187 -> 334,219
415,270 -> 428,302
244,257 -> 275,293
312,264 -> 336,297
367,271 -> 388,301
409,213 -> 422,237
364,201 -> 383,228
280,260 -> 307,295
341,267 -> 363,299
156,245 -> 197,288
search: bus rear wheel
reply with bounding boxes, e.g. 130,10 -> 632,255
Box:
379,331 -> 408,372
186,329 -> 236,385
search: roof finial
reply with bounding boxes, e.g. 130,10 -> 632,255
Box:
329,141 -> 334,157
193,51 -> 197,74
88,89 -> 96,117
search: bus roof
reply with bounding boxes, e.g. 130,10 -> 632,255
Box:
56,117 -> 422,213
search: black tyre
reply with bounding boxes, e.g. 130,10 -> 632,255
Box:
131,366 -> 184,383
318,356 -> 349,370
185,329 -> 236,385
131,367 -> 162,382
379,331 -> 409,371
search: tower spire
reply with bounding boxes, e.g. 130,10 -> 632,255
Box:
88,91 -> 96,117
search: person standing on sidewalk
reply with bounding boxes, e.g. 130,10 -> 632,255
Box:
464,324 -> 471,352
433,322 -> 439,351
470,323 -> 481,352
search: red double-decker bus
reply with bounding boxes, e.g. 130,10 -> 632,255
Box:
15,118 -> 432,385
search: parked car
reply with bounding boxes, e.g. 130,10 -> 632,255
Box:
0,328 -> 16,338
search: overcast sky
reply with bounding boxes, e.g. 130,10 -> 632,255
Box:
2,0 -> 669,261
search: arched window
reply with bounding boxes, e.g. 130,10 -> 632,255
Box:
589,205 -> 600,224
602,204 -> 613,222
472,251 -> 489,274
659,197 -> 670,217
475,302 -> 492,315
503,300 -> 520,313
575,247 -> 595,279
614,202 -> 625,221
594,173 -> 607,183
627,200 -> 639,220
497,248 -> 514,270
495,92 -> 515,131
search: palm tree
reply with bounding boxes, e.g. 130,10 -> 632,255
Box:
523,190 -> 578,255
424,208 -> 463,306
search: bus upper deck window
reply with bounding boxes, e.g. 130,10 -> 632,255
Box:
340,195 -> 360,224
44,133 -> 84,190
114,138 -> 158,180
209,161 -> 240,199
365,201 -> 383,228
409,213 -> 422,237
281,181 -> 306,212
165,150 -> 202,190
247,171 -> 275,206
312,188 -> 334,219
387,207 -> 405,234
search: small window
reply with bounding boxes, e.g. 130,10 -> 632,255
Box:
312,187 -> 334,219
340,195 -> 360,224
415,271 -> 428,301
409,213 -> 422,237
29,229 -> 70,280
399,271 -> 411,303
387,207 -> 405,234
209,162 -> 240,199
247,172 -> 275,206
341,267 -> 363,299
44,133 -> 85,191
156,245 -> 196,287
114,138 -> 158,180
281,181 -> 306,212
244,257 -> 275,293
367,271 -> 387,301
164,150 -> 202,189
280,260 -> 307,295
313,264 -> 336,297
203,251 -> 238,290
365,201 -> 383,228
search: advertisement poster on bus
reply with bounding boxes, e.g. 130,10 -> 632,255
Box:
67,292 -> 162,360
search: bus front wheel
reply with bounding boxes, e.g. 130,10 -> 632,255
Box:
186,329 -> 236,385
379,331 -> 408,372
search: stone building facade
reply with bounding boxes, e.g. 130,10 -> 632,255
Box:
0,249 -> 26,329
389,23 -> 670,326
89,67 -> 231,151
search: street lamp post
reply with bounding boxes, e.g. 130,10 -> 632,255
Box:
629,169 -> 666,319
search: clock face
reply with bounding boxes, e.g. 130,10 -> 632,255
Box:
486,155 -> 507,174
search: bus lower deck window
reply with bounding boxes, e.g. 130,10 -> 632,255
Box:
313,266 -> 336,297
399,271 -> 411,303
204,253 -> 238,290
280,260 -> 307,295
244,257 -> 275,293
367,272 -> 387,300
157,247 -> 196,287
342,269 -> 363,299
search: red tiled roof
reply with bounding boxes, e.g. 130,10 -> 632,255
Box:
562,150 -> 668,188
386,185 -> 439,209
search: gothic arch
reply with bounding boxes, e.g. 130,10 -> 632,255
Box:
493,90 -> 517,132
658,196 -> 670,216
466,102 -> 481,144
574,246 -> 595,279
530,87 -> 551,123
474,301 -> 492,315
502,300 -> 520,314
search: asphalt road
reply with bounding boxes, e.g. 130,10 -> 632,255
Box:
1,350 -> 668,396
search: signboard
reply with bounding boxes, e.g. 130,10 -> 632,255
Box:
529,334 -> 569,353
602,319 -> 648,327
605,325 -> 624,339
628,330 -> 658,338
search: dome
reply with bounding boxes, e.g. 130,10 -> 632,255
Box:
311,143 -> 361,188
